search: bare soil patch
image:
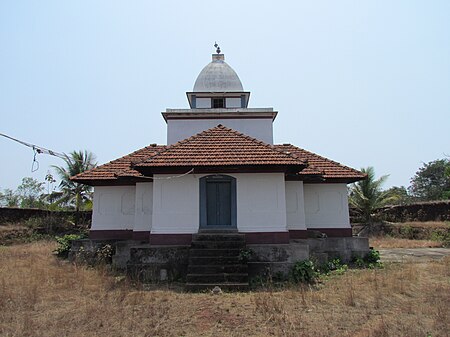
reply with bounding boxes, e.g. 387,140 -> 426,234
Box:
1,242 -> 449,336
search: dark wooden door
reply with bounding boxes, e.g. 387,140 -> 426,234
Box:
206,181 -> 231,226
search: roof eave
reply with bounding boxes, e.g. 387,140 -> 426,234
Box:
134,164 -> 306,175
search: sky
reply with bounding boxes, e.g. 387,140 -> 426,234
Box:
1,1 -> 449,192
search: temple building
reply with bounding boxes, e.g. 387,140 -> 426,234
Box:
72,47 -> 369,288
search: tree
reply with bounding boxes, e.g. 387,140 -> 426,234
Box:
408,159 -> 450,201
16,177 -> 45,208
0,188 -> 20,207
349,167 -> 395,225
384,186 -> 411,205
52,150 -> 97,211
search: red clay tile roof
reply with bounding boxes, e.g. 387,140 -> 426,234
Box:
274,144 -> 366,182
134,125 -> 306,169
71,125 -> 365,185
71,144 -> 166,183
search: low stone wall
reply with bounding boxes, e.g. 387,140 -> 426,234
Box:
350,201 -> 450,223
377,201 -> 450,222
307,237 -> 369,263
127,245 -> 190,282
247,237 -> 369,278
70,236 -> 370,283
247,242 -> 309,277
0,207 -> 92,224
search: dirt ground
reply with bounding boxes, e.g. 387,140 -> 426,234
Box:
1,241 -> 449,337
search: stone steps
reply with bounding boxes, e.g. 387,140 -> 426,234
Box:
191,240 -> 245,249
189,248 -> 241,257
186,232 -> 248,291
188,264 -> 248,274
185,283 -> 249,292
186,273 -> 248,283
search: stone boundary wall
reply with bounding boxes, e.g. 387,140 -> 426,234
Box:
377,201 -> 450,222
350,201 -> 450,223
0,207 -> 92,225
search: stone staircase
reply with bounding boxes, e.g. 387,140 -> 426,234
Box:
186,232 -> 249,291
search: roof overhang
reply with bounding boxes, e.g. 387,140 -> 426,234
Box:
162,108 -> 278,123
134,164 -> 306,176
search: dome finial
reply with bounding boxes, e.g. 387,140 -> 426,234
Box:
214,42 -> 221,54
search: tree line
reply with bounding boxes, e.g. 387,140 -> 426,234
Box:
349,157 -> 450,224
0,150 -> 96,211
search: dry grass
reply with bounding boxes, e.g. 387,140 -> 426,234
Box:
1,242 -> 450,337
370,236 -> 444,248
398,221 -> 449,229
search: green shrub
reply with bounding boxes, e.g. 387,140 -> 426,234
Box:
54,234 -> 85,258
317,258 -> 349,276
290,260 -> 317,284
96,244 -> 114,264
430,229 -> 450,247
399,225 -> 415,239
351,249 -> 383,269
238,248 -> 254,262
364,248 -> 381,264
353,256 -> 366,268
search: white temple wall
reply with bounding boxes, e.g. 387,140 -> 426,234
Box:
235,173 -> 287,233
285,181 -> 307,230
151,175 -> 199,234
151,173 -> 287,234
134,182 -> 153,232
303,183 -> 350,229
167,119 -> 274,144
91,186 -> 136,230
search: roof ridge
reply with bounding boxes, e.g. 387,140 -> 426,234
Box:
212,125 -> 307,164
132,127 -> 222,166
138,125 -> 306,166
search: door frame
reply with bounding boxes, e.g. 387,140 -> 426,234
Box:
199,174 -> 237,229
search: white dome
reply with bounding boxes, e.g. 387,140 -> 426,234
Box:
193,54 -> 244,92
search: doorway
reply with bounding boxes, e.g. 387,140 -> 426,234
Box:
200,175 -> 237,229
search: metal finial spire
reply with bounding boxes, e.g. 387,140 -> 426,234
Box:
214,42 -> 221,54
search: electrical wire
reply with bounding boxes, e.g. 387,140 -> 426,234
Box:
0,132 -> 67,172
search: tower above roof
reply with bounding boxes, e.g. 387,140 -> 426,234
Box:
187,45 -> 250,109
193,53 -> 244,92
165,47 -> 276,145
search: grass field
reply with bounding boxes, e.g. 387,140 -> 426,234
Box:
1,241 -> 449,336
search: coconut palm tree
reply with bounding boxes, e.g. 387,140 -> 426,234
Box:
349,167 -> 395,226
52,150 -> 97,211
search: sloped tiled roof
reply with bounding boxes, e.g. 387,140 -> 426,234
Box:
71,125 -> 365,185
274,144 -> 366,181
71,144 -> 165,183
134,125 -> 305,169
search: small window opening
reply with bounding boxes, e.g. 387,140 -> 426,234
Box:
212,98 -> 225,108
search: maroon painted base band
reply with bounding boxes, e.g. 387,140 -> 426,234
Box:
289,230 -> 308,239
149,234 -> 193,245
89,230 -> 132,240
309,228 -> 353,237
132,231 -> 150,242
245,232 -> 290,244
89,228 -> 352,243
